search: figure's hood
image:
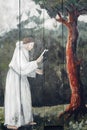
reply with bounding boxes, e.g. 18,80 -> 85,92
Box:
16,41 -> 23,47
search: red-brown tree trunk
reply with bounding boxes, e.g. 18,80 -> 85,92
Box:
56,11 -> 87,119
65,22 -> 85,112
62,20 -> 87,120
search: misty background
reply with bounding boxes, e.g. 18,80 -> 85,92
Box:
0,0 -> 87,107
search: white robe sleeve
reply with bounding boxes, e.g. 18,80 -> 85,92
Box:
9,46 -> 38,76
27,71 -> 36,78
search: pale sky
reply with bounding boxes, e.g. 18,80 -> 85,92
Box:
0,0 -> 87,36
78,15 -> 87,22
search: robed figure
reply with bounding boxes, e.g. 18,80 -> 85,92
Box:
4,38 -> 43,129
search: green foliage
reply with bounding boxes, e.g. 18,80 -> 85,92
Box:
34,0 -> 87,18
0,20 -> 87,106
65,0 -> 80,4
0,108 -> 4,123
34,0 -> 41,4
1,106 -> 87,130
34,0 -> 87,7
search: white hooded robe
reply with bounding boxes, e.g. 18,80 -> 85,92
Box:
4,41 -> 38,127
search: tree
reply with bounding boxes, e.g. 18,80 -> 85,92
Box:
55,2 -> 87,119
34,0 -> 87,119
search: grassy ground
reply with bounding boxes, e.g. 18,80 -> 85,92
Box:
0,107 -> 4,124
1,105 -> 87,130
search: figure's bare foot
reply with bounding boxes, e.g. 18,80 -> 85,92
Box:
29,121 -> 37,125
7,125 -> 18,130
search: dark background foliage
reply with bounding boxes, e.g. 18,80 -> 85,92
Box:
0,20 -> 87,106
0,0 -> 87,106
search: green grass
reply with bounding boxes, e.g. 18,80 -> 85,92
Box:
0,107 -> 4,123
0,105 -> 65,126
1,105 -> 87,130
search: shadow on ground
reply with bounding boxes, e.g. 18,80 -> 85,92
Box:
0,124 -> 34,130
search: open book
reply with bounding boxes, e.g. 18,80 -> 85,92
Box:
40,49 -> 48,57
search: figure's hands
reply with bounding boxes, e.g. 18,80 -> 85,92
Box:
36,55 -> 43,64
36,69 -> 43,75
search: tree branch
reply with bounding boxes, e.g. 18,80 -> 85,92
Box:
65,6 -> 73,23
78,8 -> 87,16
65,6 -> 70,13
68,3 -> 75,10
55,12 -> 69,27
